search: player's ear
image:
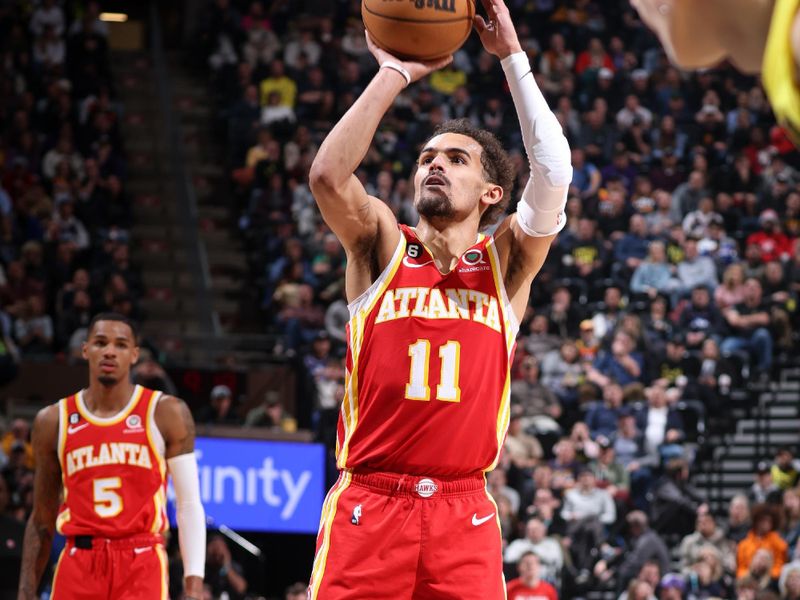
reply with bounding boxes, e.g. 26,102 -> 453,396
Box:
81,341 -> 88,361
131,346 -> 140,365
482,183 -> 503,207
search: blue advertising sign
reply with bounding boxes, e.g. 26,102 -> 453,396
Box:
169,437 -> 325,534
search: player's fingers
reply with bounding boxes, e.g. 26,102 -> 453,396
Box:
473,14 -> 488,34
479,0 -> 494,18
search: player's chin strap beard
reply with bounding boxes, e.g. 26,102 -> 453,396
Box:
97,375 -> 117,387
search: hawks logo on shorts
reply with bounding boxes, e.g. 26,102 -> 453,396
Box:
336,225 -> 518,477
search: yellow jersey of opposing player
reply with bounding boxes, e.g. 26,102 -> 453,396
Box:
762,0 -> 800,146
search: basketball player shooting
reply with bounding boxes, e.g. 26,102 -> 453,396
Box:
306,0 -> 571,597
17,314 -> 206,600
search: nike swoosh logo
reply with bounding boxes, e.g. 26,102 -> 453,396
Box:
133,546 -> 152,555
67,423 -> 89,434
472,512 -> 495,526
402,256 -> 434,269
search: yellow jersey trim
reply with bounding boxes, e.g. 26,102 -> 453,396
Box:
76,385 -> 143,426
309,472 -> 352,598
762,0 -> 800,145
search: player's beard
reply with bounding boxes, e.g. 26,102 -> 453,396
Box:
416,190 -> 455,221
98,374 -> 118,387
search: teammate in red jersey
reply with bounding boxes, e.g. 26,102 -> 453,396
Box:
18,313 -> 206,600
306,0 -> 572,597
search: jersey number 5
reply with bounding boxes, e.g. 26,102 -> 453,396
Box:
93,477 -> 123,518
405,340 -> 461,402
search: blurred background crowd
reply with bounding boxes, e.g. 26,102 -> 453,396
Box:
2,0 -> 800,598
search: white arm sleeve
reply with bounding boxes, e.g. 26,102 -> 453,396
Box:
168,452 -> 206,579
501,52 -> 572,237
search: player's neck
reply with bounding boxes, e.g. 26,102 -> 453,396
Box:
83,380 -> 136,417
716,0 -> 775,73
414,219 -> 480,272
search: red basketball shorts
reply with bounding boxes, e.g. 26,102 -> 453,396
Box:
52,533 -> 168,600
308,471 -> 505,600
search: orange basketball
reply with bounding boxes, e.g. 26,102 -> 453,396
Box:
362,0 -> 475,61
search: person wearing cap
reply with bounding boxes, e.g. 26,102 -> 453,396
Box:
747,209 -> 793,263
197,384 -> 240,426
721,277 -> 774,377
750,460 -> 783,505
657,573 -> 686,600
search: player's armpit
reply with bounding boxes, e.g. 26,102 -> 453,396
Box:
19,405 -> 61,599
154,395 -> 196,459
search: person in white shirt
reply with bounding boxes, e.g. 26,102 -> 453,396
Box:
504,517 -> 564,586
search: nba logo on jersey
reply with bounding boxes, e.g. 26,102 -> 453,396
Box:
351,504 -> 362,526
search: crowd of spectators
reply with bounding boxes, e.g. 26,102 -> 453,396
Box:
199,0 -> 800,597
0,1 -> 143,595
0,0 -> 140,377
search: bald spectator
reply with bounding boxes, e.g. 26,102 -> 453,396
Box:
504,518 -> 564,585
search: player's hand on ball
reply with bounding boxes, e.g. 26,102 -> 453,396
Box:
365,31 -> 453,84
473,0 -> 522,59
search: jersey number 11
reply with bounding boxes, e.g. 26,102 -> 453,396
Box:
405,340 -> 461,403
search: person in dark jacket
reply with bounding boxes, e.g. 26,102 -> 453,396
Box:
650,457 -> 707,536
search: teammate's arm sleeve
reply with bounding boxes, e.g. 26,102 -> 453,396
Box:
502,51 -> 572,237
167,452 -> 206,579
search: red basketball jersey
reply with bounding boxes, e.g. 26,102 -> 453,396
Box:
56,385 -> 169,538
337,225 -> 518,476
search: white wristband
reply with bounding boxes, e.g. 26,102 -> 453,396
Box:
380,61 -> 411,87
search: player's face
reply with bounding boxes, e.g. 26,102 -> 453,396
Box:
414,133 -> 500,225
630,0 -> 727,69
82,320 -> 139,387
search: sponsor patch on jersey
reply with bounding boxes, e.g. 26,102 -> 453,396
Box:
462,249 -> 485,266
125,414 -> 142,430
69,412 -> 80,425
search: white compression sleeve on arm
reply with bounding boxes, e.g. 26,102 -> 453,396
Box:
168,452 -> 206,579
501,51 -> 572,237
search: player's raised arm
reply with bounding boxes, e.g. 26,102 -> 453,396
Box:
308,35 -> 451,259
156,395 -> 206,600
475,0 -> 572,287
18,405 -> 60,600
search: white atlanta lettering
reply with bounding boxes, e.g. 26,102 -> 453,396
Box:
65,442 -> 152,476
375,287 -> 502,332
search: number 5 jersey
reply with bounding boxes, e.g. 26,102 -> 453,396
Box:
336,225 -> 519,477
56,386 -> 169,538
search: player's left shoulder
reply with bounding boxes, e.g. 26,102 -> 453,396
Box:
154,394 -> 195,434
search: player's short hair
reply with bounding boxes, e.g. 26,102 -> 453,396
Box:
428,119 -> 514,231
87,312 -> 139,343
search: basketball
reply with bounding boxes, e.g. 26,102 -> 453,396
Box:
362,0 -> 475,61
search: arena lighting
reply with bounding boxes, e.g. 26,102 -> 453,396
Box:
99,12 -> 128,22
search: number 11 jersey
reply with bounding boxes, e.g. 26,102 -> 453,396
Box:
337,225 -> 519,477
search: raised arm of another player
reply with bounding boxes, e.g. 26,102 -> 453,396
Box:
155,396 -> 205,600
475,0 -> 572,315
18,405 -> 60,600
309,36 -> 451,299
